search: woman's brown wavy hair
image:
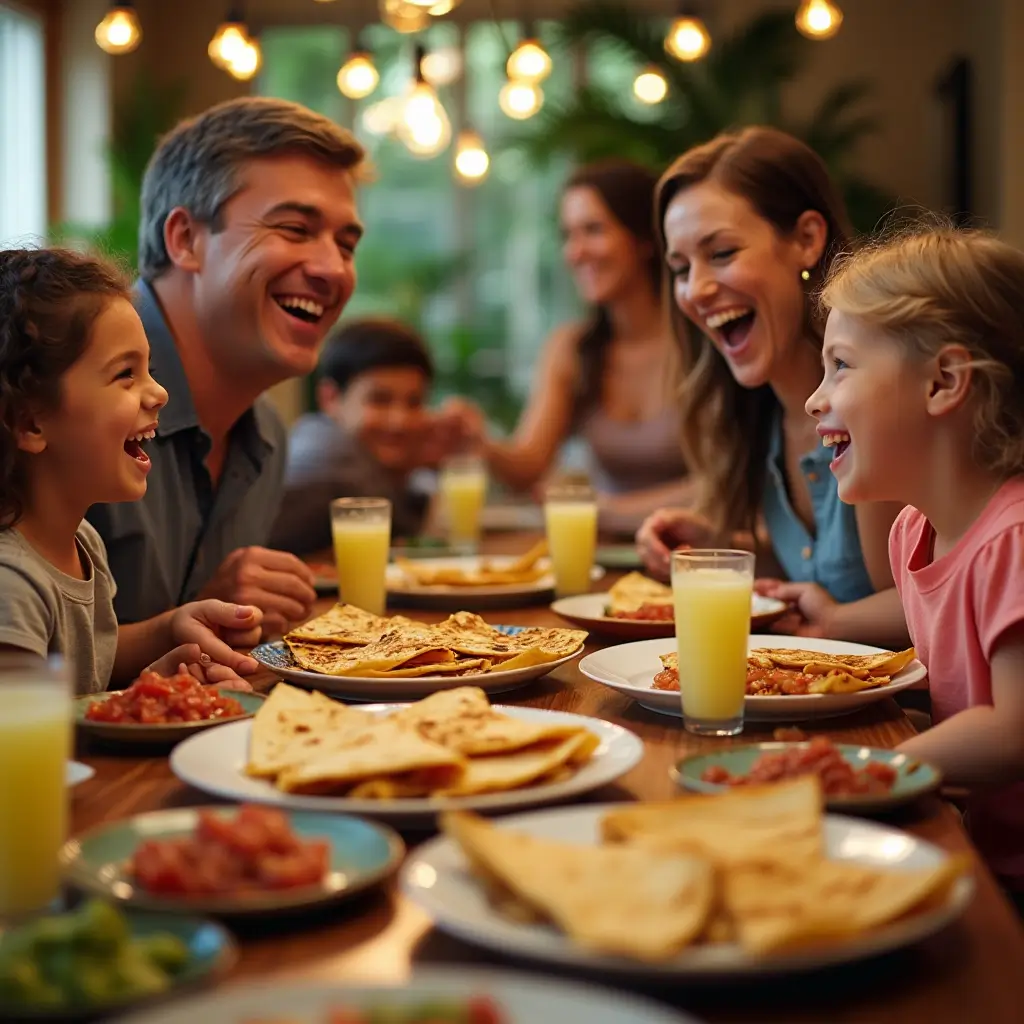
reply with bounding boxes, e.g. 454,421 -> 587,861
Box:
655,127 -> 853,538
0,248 -> 130,528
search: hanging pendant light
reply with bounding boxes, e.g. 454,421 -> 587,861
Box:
380,0 -> 430,34
795,0 -> 844,40
94,2 -> 142,55
226,34 -> 262,81
633,66 -> 668,104
208,8 -> 249,70
337,37 -> 380,99
506,35 -> 552,84
397,45 -> 452,158
664,6 -> 711,62
499,77 -> 543,120
454,129 -> 489,185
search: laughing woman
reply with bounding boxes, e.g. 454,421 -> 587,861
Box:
635,127 -> 909,648
438,160 -> 691,536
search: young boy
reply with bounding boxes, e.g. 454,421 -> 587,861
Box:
270,318 -> 440,555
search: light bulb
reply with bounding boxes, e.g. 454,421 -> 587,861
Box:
664,16 -> 711,62
227,37 -> 262,81
506,39 -> 552,84
398,81 -> 452,158
421,46 -> 463,87
795,0 -> 843,39
633,66 -> 668,104
428,0 -> 460,13
454,130 -> 489,184
208,21 -> 248,70
337,53 -> 379,99
379,0 -> 430,33
361,96 -> 404,136
498,79 -> 544,120
94,5 -> 142,55
403,0 -> 443,6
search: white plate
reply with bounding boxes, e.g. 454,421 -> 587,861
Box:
66,760 -> 95,787
401,803 -> 973,979
579,634 -> 927,722
387,555 -> 605,608
116,968 -> 698,1024
170,704 -> 644,826
552,592 -> 788,641
251,624 -> 584,701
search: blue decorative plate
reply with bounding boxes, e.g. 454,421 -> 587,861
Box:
61,806 -> 404,918
251,623 -> 582,701
671,742 -> 942,814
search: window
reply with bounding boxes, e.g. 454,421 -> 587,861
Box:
0,3 -> 46,248
259,20 -> 580,429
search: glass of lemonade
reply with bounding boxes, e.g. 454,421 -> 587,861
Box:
0,653 -> 71,923
671,549 -> 755,737
544,482 -> 598,598
439,453 -> 488,555
331,497 -> 392,615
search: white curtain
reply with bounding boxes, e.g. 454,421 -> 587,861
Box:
0,4 -> 46,248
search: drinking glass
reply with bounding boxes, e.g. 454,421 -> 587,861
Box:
439,453 -> 488,555
671,549 -> 755,737
544,482 -> 598,598
0,653 -> 71,923
331,497 -> 392,615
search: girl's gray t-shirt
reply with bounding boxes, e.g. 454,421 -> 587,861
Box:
0,521 -> 118,694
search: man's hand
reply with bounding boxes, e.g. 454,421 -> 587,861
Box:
199,547 -> 317,637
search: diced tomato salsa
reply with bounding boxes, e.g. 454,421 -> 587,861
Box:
85,670 -> 244,725
325,996 -> 507,1024
701,736 -> 898,796
132,804 -> 329,897
651,665 -> 819,696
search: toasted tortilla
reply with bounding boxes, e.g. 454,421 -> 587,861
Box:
755,647 -> 916,677
284,604 -> 391,645
439,731 -> 600,796
285,631 -> 456,677
601,776 -> 824,869
389,686 -> 592,755
722,853 -> 970,954
246,683 -> 356,779
441,811 -> 713,962
275,718 -> 465,794
361,658 -> 490,679
607,572 -> 673,615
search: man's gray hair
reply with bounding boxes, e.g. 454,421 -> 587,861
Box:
138,97 -> 367,280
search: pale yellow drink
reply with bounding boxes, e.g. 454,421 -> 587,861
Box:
332,520 -> 391,615
0,686 -> 71,917
441,469 -> 487,550
672,561 -> 753,734
544,499 -> 597,597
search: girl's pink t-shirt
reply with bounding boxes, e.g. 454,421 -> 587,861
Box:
889,476 -> 1024,886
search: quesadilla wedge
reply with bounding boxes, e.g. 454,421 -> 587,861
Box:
441,811 -> 713,962
601,776 -> 824,869
438,731 -> 600,796
275,718 -> 465,795
246,683 -> 357,779
606,572 -> 673,616
754,647 -> 916,677
389,686 -> 593,755
285,631 -> 456,677
284,604 -> 391,645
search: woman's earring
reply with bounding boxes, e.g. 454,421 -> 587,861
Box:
801,269 -> 811,281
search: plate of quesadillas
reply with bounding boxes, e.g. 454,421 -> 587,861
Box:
169,684 -> 643,824
578,635 -> 925,721
251,606 -> 588,700
552,573 -> 787,640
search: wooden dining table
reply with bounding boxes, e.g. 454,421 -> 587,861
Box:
72,534 -> 1024,1023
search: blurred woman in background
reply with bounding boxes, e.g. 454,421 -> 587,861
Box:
440,159 -> 690,535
